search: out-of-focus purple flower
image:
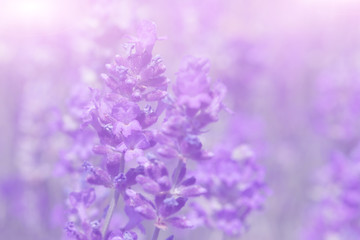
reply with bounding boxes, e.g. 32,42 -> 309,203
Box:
155,57 -> 226,164
311,66 -> 360,145
174,56 -> 226,120
303,147 -> 360,240
173,57 -> 212,110
193,144 -> 267,237
108,229 -> 138,240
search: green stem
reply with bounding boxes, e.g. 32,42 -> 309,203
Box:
101,188 -> 120,237
151,227 -> 160,240
101,157 -> 125,238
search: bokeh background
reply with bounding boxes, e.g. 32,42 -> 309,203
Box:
1,0 -> 360,239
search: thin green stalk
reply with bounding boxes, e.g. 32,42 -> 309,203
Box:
101,188 -> 120,237
151,227 -> 160,240
101,157 -> 125,238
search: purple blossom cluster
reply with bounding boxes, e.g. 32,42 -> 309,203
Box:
193,145 -> 266,236
303,62 -> 360,240
304,149 -> 360,240
61,21 -> 265,240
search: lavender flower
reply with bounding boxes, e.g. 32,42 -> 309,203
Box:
55,14 -> 271,239
311,66 -> 360,145
155,57 -> 226,162
193,144 -> 267,237
303,147 -> 360,240
63,21 -> 168,240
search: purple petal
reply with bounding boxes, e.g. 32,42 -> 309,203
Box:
159,197 -> 187,218
136,175 -> 161,195
180,176 -> 196,186
86,168 -> 112,188
166,216 -> 193,229
134,205 -> 157,220
125,189 -> 156,219
114,120 -> 142,138
172,163 -> 186,185
176,185 -> 207,197
125,166 -> 145,186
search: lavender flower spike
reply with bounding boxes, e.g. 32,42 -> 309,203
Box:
61,18 -> 265,240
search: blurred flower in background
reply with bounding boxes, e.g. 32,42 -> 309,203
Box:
1,0 -> 360,240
